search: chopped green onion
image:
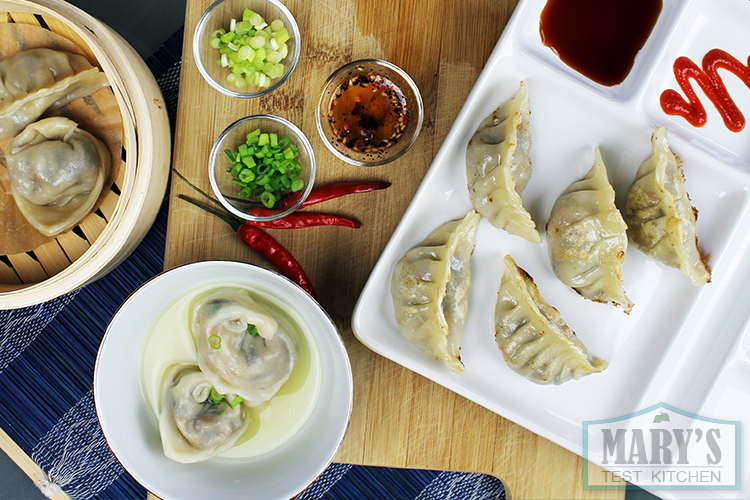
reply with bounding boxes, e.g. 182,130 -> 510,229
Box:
260,191 -> 276,208
229,395 -> 244,407
208,388 -> 223,405
273,28 -> 289,45
247,129 -> 261,142
247,323 -> 259,336
249,12 -> 264,26
249,35 -> 265,49
266,50 -> 282,64
208,10 -> 292,90
238,168 -> 255,183
208,334 -> 222,349
238,45 -> 253,60
224,128 -> 305,207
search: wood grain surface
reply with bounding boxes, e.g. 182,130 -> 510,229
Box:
165,1 -> 626,498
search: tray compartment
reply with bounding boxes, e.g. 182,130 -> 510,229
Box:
513,0 -> 688,103
641,0 -> 750,172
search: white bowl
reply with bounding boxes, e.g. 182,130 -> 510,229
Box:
94,261 -> 352,500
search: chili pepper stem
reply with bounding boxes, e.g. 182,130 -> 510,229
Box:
172,169 -> 225,209
178,194 -> 243,232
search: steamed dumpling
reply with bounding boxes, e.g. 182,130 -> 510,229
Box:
466,80 -> 540,243
391,210 -> 481,374
159,365 -> 250,463
547,148 -> 633,313
6,116 -> 111,237
625,127 -> 710,286
0,48 -> 109,139
191,288 -> 298,406
495,255 -> 608,385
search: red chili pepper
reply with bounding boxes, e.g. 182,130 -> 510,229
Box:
237,225 -> 317,298
249,212 -> 360,229
178,195 -> 317,299
279,180 -> 391,210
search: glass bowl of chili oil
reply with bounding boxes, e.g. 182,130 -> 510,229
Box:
209,114 -> 316,222
316,59 -> 424,167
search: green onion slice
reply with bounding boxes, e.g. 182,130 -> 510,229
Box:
208,334 -> 222,349
224,128 -> 305,207
208,10 -> 291,90
208,388 -> 224,405
229,395 -> 244,407
247,323 -> 259,336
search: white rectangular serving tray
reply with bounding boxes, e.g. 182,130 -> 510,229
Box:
352,0 -> 750,498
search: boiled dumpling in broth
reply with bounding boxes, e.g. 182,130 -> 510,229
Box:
391,210 -> 481,374
0,48 -> 109,139
159,364 -> 250,463
466,80 -> 540,243
546,148 -> 633,313
5,116 -> 111,237
495,255 -> 608,385
625,127 -> 711,286
191,288 -> 298,407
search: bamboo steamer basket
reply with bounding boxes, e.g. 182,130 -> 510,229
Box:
0,0 -> 170,309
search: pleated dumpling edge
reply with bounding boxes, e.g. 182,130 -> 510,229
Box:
625,126 -> 711,287
495,255 -> 608,385
466,80 -> 540,243
391,210 -> 481,374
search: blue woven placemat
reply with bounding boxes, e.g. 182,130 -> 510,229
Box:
0,28 -> 505,500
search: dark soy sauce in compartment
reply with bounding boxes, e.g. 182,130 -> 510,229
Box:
327,73 -> 408,153
540,0 -> 663,87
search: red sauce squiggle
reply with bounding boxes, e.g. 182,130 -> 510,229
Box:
660,49 -> 750,133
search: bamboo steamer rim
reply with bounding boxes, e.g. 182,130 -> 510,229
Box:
0,0 -> 171,309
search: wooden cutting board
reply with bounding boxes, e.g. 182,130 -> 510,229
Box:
164,0 -> 626,498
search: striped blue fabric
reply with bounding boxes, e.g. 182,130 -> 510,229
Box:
0,28 -> 505,500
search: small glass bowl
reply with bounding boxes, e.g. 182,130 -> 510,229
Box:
316,59 -> 424,167
209,115 -> 316,222
193,0 -> 301,98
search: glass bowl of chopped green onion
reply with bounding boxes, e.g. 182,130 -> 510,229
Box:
209,114 -> 316,221
193,0 -> 301,98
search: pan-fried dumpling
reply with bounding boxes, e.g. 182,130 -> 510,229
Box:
546,148 -> 633,313
391,210 -> 481,374
625,127 -> 710,286
0,48 -> 109,139
495,255 -> 608,385
466,81 -> 540,243
6,116 -> 111,237
191,287 -> 298,406
159,365 -> 250,463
